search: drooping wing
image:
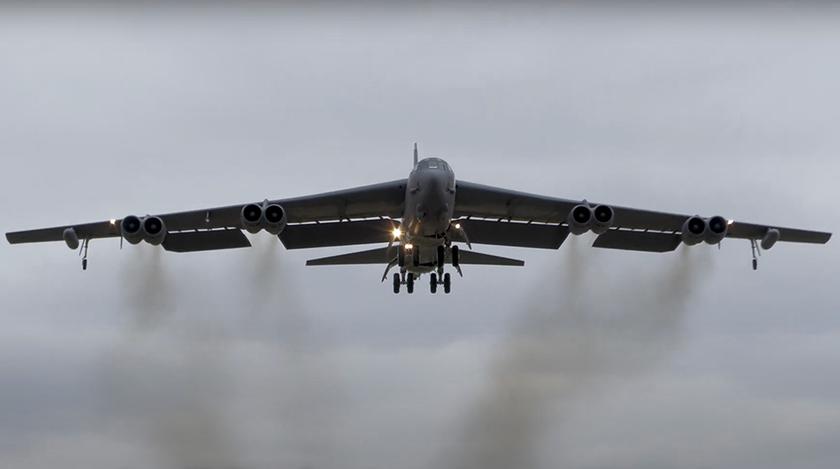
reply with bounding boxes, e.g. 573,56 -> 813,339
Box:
454,180 -> 831,251
5,179 -> 407,251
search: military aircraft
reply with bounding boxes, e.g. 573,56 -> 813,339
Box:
5,145 -> 832,294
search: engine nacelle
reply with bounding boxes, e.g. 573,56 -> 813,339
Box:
681,216 -> 706,246
241,203 -> 264,234
240,202 -> 287,235
567,204 -> 594,235
591,205 -> 614,235
120,215 -> 167,245
142,216 -> 167,245
121,215 -> 144,245
704,215 -> 728,245
263,204 -> 287,235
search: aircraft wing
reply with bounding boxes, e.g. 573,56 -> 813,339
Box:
453,181 -> 831,250
5,179 -> 407,250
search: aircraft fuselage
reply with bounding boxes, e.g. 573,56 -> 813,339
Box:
400,157 -> 456,272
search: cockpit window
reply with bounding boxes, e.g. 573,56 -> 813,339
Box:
420,158 -> 448,170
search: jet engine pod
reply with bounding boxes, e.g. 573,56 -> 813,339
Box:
704,215 -> 728,245
681,216 -> 706,246
567,204 -> 594,235
142,216 -> 167,245
263,204 -> 287,235
591,204 -> 614,235
121,215 -> 144,244
241,203 -> 264,234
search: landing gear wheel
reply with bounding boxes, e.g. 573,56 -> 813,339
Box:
412,247 -> 420,267
436,245 -> 445,271
393,273 -> 401,294
398,246 -> 405,267
406,273 -> 415,294
430,273 -> 438,294
443,273 -> 451,294
451,245 -> 460,267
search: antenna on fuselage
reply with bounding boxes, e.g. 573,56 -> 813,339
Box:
413,142 -> 419,167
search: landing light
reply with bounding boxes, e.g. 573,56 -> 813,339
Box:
109,219 -> 117,225
404,243 -> 414,250
454,223 -> 461,229
392,227 -> 402,239
727,219 -> 735,226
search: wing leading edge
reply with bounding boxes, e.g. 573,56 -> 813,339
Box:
5,179 -> 407,247
454,180 -> 831,247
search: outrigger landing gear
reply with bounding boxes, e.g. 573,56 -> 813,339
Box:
80,238 -> 90,271
750,239 -> 761,271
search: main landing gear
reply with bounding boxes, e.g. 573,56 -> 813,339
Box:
434,245 -> 459,273
429,272 -> 451,294
393,243 -> 458,294
393,272 -> 416,294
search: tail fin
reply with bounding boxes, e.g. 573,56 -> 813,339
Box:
413,142 -> 419,167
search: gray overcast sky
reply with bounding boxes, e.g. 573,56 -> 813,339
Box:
1,3 -> 839,469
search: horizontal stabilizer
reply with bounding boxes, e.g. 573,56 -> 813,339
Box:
162,229 -> 251,252
452,249 -> 524,266
306,246 -> 397,266
307,246 -> 524,266
593,229 -> 681,253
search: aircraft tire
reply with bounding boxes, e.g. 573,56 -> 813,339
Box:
443,273 -> 451,294
430,273 -> 438,293
393,273 -> 401,294
398,246 -> 405,267
451,245 -> 460,267
407,273 -> 415,294
437,245 -> 445,270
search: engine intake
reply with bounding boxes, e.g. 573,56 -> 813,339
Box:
263,204 -> 287,235
240,201 -> 287,235
120,215 -> 167,245
241,203 -> 264,234
121,215 -> 144,245
568,204 -> 594,235
142,216 -> 167,245
681,216 -> 706,246
592,204 -> 614,235
704,215 -> 728,245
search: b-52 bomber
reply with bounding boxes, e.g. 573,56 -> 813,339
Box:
6,145 -> 831,294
